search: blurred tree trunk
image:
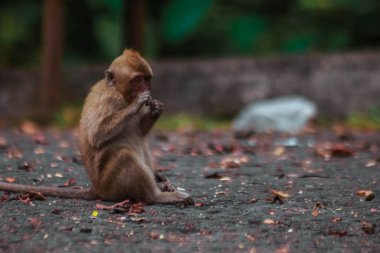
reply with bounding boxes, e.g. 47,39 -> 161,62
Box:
39,0 -> 64,120
123,0 -> 145,52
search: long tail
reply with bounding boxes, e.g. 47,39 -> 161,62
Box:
0,182 -> 97,200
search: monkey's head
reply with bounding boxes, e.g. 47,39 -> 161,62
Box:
105,49 -> 153,104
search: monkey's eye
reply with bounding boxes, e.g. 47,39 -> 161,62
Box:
145,76 -> 152,82
130,76 -> 143,85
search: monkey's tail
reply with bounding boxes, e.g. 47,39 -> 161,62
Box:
0,182 -> 97,200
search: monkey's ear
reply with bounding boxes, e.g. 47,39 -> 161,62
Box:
105,70 -> 116,87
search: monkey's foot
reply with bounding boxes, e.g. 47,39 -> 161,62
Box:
174,191 -> 194,206
157,181 -> 175,192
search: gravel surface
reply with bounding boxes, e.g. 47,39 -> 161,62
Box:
0,128 -> 379,253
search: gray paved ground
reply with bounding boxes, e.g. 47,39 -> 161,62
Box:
0,128 -> 379,253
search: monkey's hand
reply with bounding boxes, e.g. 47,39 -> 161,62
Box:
149,99 -> 164,116
132,91 -> 151,115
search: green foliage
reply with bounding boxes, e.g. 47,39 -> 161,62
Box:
155,113 -> 230,131
53,105 -> 82,128
0,1 -> 40,66
346,107 -> 380,130
1,0 -> 380,66
162,0 -> 212,42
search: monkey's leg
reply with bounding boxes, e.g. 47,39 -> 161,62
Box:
142,143 -> 175,192
98,149 -> 192,204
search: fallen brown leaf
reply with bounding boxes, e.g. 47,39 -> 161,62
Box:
312,202 -> 324,217
331,217 -> 342,223
220,155 -> 248,169
33,134 -> 48,145
273,146 -> 285,156
330,143 -> 355,157
129,202 -> 145,215
327,230 -> 347,237
263,219 -> 276,225
7,148 -> 23,159
0,137 -> 7,148
19,121 -> 39,135
149,231 -> 161,240
96,200 -> 145,215
30,217 -> 42,229
29,191 -> 46,201
205,172 -> 223,179
34,147 -> 45,154
62,178 -> 77,187
271,190 -> 289,199
18,162 -> 33,172
356,190 -> 375,201
361,221 -> 376,234
365,160 -> 377,168
5,177 -> 16,183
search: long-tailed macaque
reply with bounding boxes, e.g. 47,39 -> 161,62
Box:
0,50 -> 193,205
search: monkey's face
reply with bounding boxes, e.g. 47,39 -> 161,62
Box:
124,72 -> 152,103
105,50 -> 154,104
105,70 -> 152,104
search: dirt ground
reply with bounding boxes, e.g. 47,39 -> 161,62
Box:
0,127 -> 379,253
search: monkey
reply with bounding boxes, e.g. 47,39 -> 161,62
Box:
0,49 -> 193,205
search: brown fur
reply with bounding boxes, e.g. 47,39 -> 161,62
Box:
0,50 -> 193,205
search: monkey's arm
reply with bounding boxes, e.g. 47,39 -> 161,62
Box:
90,92 -> 151,148
140,99 -> 164,136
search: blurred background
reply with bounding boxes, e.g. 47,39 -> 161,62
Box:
0,0 -> 380,130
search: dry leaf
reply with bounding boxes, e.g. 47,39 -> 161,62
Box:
316,143 -> 355,159
0,137 -> 7,148
5,177 -> 16,183
19,121 -> 39,135
361,221 -> 375,234
271,190 -> 289,199
329,143 -> 355,157
365,160 -> 377,167
220,176 -> 231,181
356,190 -> 375,201
263,219 -> 276,225
8,148 -> 23,159
18,162 -> 33,172
96,199 -> 131,211
245,234 -> 256,242
62,178 -> 77,187
273,146 -> 285,156
331,217 -> 342,223
33,134 -> 48,145
220,155 -> 248,169
30,217 -> 42,229
54,173 -> 63,178
29,191 -> 46,201
129,202 -> 145,215
149,231 -> 161,240
34,147 -> 45,154
130,216 -> 146,223
205,172 -> 223,179
59,140 -> 69,148
312,208 -> 319,217
327,230 -> 347,237
312,202 -> 324,217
